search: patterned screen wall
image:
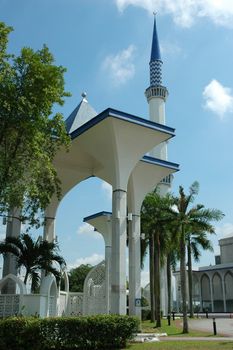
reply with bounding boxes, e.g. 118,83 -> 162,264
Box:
83,261 -> 107,315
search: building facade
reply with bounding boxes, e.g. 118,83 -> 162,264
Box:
174,235 -> 233,313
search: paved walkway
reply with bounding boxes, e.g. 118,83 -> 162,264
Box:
188,317 -> 233,337
160,337 -> 233,342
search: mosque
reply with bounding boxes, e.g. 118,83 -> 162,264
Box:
0,17 -> 178,318
174,235 -> 233,313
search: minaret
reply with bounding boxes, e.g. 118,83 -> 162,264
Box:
145,15 -> 170,315
145,15 -> 169,162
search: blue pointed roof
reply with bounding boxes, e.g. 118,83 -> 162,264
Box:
150,16 -> 161,62
65,93 -> 97,134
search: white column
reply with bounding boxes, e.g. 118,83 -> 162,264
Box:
111,189 -> 127,315
221,277 -> 227,313
105,244 -> 111,314
149,97 -> 167,160
2,208 -> 21,294
128,214 -> 141,318
43,216 -> 56,242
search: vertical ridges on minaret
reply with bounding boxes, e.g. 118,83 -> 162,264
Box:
150,16 -> 163,86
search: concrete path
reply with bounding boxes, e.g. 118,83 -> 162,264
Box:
188,317 -> 233,337
160,337 -> 233,342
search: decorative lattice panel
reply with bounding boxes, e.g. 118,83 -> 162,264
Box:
83,261 -> 106,315
0,294 -> 20,317
68,293 -> 83,315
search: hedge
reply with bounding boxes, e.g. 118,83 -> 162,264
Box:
0,315 -> 139,350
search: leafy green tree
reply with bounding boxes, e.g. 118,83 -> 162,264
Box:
0,22 -> 70,224
172,182 -> 224,333
68,264 -> 93,292
0,233 -> 66,292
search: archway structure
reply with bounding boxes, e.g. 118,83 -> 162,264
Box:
45,102 -> 178,315
84,211 -> 112,314
84,155 -> 178,317
0,274 -> 26,317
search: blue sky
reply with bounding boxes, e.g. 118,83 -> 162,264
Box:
1,0 -> 233,285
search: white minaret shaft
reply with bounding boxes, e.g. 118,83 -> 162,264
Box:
145,16 -> 168,161
145,16 -> 170,315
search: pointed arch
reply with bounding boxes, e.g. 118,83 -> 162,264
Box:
0,273 -> 27,295
83,260 -> 106,315
40,274 -> 58,316
60,269 -> 69,293
201,273 -> 211,312
212,272 -> 223,312
224,271 -> 233,312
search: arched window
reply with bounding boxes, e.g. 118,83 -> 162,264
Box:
212,273 -> 223,312
225,271 -> 233,312
201,274 -> 212,312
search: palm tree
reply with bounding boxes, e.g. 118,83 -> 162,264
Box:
166,247 -> 179,320
0,233 -> 66,292
187,230 -> 214,318
172,182 -> 224,333
141,190 -> 175,327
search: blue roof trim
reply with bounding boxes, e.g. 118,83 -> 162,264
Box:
150,16 -> 162,62
83,211 -> 112,222
70,107 -> 175,140
142,155 -> 179,171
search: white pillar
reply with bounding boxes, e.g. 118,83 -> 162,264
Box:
128,214 -> 141,318
43,216 -> 56,242
2,208 -> 21,293
105,244 -> 111,314
111,189 -> 127,315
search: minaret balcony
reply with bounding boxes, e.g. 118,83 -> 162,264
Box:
160,174 -> 173,186
145,85 -> 168,102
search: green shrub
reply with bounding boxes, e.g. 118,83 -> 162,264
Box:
0,317 -> 40,350
0,315 -> 139,350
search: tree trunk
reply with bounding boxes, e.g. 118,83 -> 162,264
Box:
167,254 -> 172,318
180,226 -> 189,333
154,231 -> 161,327
187,239 -> 194,318
149,234 -> 155,322
24,270 -> 29,286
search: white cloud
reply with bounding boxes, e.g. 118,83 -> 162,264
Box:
115,0 -> 233,28
215,222 -> 233,239
68,253 -> 104,269
77,223 -> 101,239
212,222 -> 233,255
101,181 -> 112,201
203,80 -> 233,119
102,45 -> 136,86
160,41 -> 182,56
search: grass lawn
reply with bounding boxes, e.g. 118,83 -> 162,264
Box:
122,319 -> 233,350
124,341 -> 233,350
141,319 -> 213,337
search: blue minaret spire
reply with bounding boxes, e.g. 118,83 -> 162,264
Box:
150,14 -> 163,86
145,14 -> 168,102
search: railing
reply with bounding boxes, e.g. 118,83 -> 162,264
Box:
160,174 -> 172,185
